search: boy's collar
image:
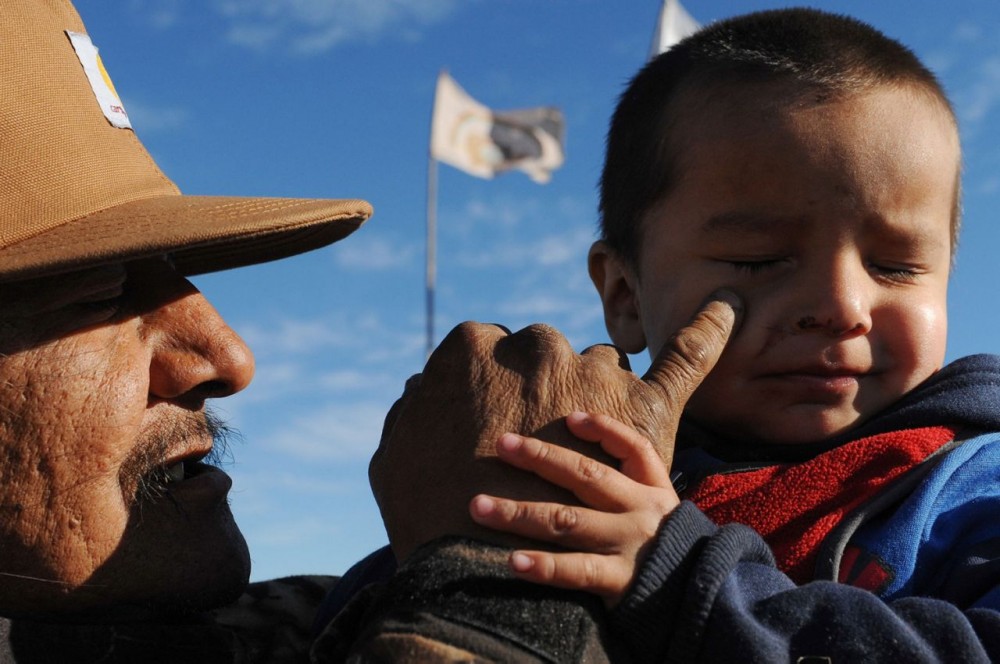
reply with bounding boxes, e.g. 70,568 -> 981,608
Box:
676,417 -> 841,464
677,353 -> 1000,464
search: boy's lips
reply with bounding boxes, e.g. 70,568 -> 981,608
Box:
757,363 -> 870,399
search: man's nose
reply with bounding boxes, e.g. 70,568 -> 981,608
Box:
793,255 -> 873,338
146,290 -> 255,406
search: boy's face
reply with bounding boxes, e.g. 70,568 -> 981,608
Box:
591,85 -> 958,445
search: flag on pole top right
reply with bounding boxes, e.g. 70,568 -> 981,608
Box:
649,0 -> 700,58
430,72 -> 565,184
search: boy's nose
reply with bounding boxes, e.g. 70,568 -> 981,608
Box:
792,257 -> 872,338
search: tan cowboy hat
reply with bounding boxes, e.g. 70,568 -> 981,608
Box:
0,0 -> 372,281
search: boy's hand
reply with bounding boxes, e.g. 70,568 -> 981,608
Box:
469,411 -> 677,607
370,292 -> 741,561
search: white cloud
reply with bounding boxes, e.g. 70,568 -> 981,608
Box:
458,196 -> 538,229
978,175 -> 1000,195
125,0 -> 182,29
259,401 -> 388,461
225,24 -> 283,51
212,0 -> 466,54
960,56 -> 1000,125
456,227 -> 593,269
953,21 -> 983,43
233,468 -> 364,497
245,360 -> 305,395
248,516 -> 340,547
452,192 -> 592,231
332,236 -> 418,271
238,317 -> 351,355
228,346 -> 404,410
121,99 -> 189,133
318,369 -> 376,391
232,309 -> 426,370
493,287 -> 604,344
499,293 -> 586,318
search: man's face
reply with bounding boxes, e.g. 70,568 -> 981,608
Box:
592,85 -> 958,445
0,258 -> 255,618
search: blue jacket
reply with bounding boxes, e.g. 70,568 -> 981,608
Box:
614,353 -> 1000,662
325,354 -> 1000,662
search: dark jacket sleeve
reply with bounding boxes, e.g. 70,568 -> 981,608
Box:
315,538 -> 628,663
611,501 -> 1000,664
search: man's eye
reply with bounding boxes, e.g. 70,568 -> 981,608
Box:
77,293 -> 126,318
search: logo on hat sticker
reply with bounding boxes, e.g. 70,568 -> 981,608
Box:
66,31 -> 132,130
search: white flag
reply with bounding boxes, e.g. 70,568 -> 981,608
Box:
650,0 -> 700,58
430,72 -> 565,184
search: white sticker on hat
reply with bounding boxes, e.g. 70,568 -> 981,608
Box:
66,31 -> 132,130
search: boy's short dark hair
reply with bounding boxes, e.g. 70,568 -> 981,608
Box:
599,7 -> 959,269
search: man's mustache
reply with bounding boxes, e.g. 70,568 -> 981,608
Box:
118,409 -> 237,505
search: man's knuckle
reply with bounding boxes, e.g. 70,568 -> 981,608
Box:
508,323 -> 574,356
670,330 -> 713,371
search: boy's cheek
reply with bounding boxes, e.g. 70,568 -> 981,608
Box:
643,284 -> 749,363
881,300 -> 948,373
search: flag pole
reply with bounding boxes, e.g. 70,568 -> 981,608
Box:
425,147 -> 438,360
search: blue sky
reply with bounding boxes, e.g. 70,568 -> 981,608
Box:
73,0 -> 1000,581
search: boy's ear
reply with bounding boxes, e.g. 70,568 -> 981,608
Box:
588,241 -> 647,354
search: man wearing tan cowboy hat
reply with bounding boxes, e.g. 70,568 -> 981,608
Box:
0,0 -> 375,659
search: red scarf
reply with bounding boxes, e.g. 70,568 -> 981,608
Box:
686,426 -> 956,583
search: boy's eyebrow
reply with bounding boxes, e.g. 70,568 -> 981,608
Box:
700,211 -> 803,236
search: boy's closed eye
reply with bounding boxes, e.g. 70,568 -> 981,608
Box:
868,262 -> 923,284
720,258 -> 788,276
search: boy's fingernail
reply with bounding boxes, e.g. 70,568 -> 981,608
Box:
471,495 -> 495,517
510,552 -> 534,572
498,433 -> 523,452
566,411 -> 588,425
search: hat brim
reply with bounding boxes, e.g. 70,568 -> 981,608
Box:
0,194 -> 372,281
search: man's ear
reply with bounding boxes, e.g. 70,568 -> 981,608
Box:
588,241 -> 647,354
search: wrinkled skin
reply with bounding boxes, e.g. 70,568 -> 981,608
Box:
0,260 -> 254,619
370,294 -> 740,561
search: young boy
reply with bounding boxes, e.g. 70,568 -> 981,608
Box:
465,7 -> 1000,662
322,8 -> 999,662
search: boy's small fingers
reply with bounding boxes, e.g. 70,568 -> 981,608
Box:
470,495 -> 625,550
565,412 -> 670,486
495,433 -> 632,510
508,551 -> 629,605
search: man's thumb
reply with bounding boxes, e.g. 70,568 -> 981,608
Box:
641,289 -> 743,408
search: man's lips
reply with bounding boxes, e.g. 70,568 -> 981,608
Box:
161,443 -> 213,484
156,457 -> 232,505
156,441 -> 232,503
162,453 -> 208,483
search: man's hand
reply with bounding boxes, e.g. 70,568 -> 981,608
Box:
369,292 -> 741,561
